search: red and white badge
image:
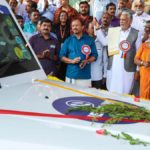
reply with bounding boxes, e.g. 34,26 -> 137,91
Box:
81,45 -> 91,60
119,40 -> 131,52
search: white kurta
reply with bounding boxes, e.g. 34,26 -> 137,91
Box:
131,12 -> 150,32
107,28 -> 140,94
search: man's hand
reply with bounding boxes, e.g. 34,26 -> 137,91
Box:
43,49 -> 51,59
36,52 -> 45,59
36,49 -> 51,59
92,17 -> 100,30
71,57 -> 81,64
79,60 -> 88,69
44,0 -> 49,10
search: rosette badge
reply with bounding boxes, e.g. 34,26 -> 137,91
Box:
119,40 -> 131,59
81,45 -> 91,60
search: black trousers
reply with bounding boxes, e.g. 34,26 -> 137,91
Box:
92,80 -> 107,90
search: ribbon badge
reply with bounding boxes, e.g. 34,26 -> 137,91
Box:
81,45 -> 91,60
119,40 -> 131,59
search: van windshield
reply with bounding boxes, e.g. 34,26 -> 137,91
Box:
0,5 -> 40,78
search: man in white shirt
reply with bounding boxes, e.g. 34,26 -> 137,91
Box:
91,12 -> 111,89
131,0 -> 150,32
90,0 -> 117,21
116,0 -> 134,17
107,11 -> 142,94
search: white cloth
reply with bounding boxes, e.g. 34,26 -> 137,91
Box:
131,12 -> 150,32
37,0 -> 57,21
38,0 -> 57,13
16,3 -> 26,16
65,77 -> 91,88
107,27 -> 141,94
91,29 -> 108,81
90,0 -> 111,21
42,10 -> 54,21
37,0 -> 46,13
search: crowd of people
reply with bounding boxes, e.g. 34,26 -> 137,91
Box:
7,0 -> 150,100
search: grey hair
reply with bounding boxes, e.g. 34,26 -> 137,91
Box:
121,11 -> 133,20
133,0 -> 144,7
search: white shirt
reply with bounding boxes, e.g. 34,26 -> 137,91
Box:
91,29 -> 108,80
131,12 -> 150,32
16,3 -> 26,16
107,27 -> 141,94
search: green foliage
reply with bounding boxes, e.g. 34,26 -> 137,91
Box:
68,103 -> 150,146
105,130 -> 150,146
68,103 -> 150,125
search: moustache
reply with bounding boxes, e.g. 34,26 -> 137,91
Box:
103,20 -> 108,23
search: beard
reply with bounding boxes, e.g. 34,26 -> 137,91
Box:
135,9 -> 143,15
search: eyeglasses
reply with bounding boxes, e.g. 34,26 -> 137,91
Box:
135,5 -> 143,8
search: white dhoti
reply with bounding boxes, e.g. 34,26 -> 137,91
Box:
65,77 -> 91,88
107,52 -> 134,94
